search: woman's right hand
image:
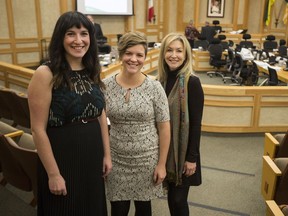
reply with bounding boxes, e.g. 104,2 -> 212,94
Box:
48,174 -> 67,196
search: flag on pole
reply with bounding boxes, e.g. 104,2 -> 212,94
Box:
283,3 -> 288,24
265,0 -> 275,26
148,0 -> 154,22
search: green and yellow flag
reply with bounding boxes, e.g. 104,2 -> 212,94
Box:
264,0 -> 275,26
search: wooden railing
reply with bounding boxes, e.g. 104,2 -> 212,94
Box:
0,61 -> 34,93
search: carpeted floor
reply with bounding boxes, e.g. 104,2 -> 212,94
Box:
0,131 -> 266,216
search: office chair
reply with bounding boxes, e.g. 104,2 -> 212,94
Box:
222,48 -> 239,84
200,25 -> 216,43
239,34 -> 254,49
228,40 -> 234,48
148,42 -> 155,48
279,39 -> 286,46
263,35 -> 278,52
231,53 -> 246,85
260,67 -> 286,86
250,61 -> 260,85
212,20 -> 222,33
206,38 -> 227,79
217,34 -> 229,50
278,39 -> 287,57
98,44 -> 111,54
193,36 -> 209,50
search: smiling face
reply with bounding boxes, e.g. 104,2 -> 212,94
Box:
121,44 -> 146,75
63,25 -> 90,63
164,40 -> 186,71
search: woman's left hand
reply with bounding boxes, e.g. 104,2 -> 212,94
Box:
183,161 -> 196,177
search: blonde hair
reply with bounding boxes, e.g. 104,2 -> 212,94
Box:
157,32 -> 194,83
117,31 -> 148,60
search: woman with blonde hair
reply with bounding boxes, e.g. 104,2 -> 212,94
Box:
158,32 -> 204,216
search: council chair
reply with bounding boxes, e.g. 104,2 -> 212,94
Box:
0,132 -> 33,199
14,93 -> 30,129
222,48 -> 239,84
0,88 -> 30,129
0,88 -> 30,127
263,35 -> 278,52
193,36 -> 209,50
5,134 -> 37,206
266,200 -> 287,216
206,38 -> 227,79
239,34 -> 254,49
267,67 -> 286,86
261,156 -> 288,205
212,20 -> 222,33
0,88 -> 14,122
217,34 -> 229,50
264,132 -> 288,159
0,121 -> 19,185
278,39 -> 288,57
228,53 -> 245,85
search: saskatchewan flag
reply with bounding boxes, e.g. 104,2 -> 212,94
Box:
264,0 -> 275,26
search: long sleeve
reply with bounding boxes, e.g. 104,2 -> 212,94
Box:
186,76 -> 204,162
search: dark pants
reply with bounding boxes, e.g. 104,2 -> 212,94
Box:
110,200 -> 151,216
167,181 -> 190,216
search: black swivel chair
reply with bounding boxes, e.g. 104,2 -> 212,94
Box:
98,44 -> 111,54
217,34 -> 229,50
93,23 -> 111,54
278,39 -> 287,57
212,20 -> 222,33
263,35 -> 278,52
193,36 -> 209,50
260,67 -> 286,86
230,53 -> 245,85
222,48 -> 238,84
239,34 -> 254,49
206,38 -> 227,79
200,25 -> 217,43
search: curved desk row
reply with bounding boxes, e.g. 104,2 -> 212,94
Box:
1,49 -> 288,133
202,84 -> 288,133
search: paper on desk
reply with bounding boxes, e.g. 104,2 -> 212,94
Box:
229,29 -> 243,34
253,60 -> 282,71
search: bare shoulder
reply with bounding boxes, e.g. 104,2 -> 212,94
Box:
28,65 -> 53,93
31,65 -> 53,85
33,65 -> 53,81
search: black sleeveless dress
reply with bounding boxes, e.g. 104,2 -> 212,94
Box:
37,69 -> 107,216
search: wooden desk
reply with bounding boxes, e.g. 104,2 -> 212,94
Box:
254,60 -> 288,84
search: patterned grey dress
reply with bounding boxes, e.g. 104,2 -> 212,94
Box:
103,74 -> 170,201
